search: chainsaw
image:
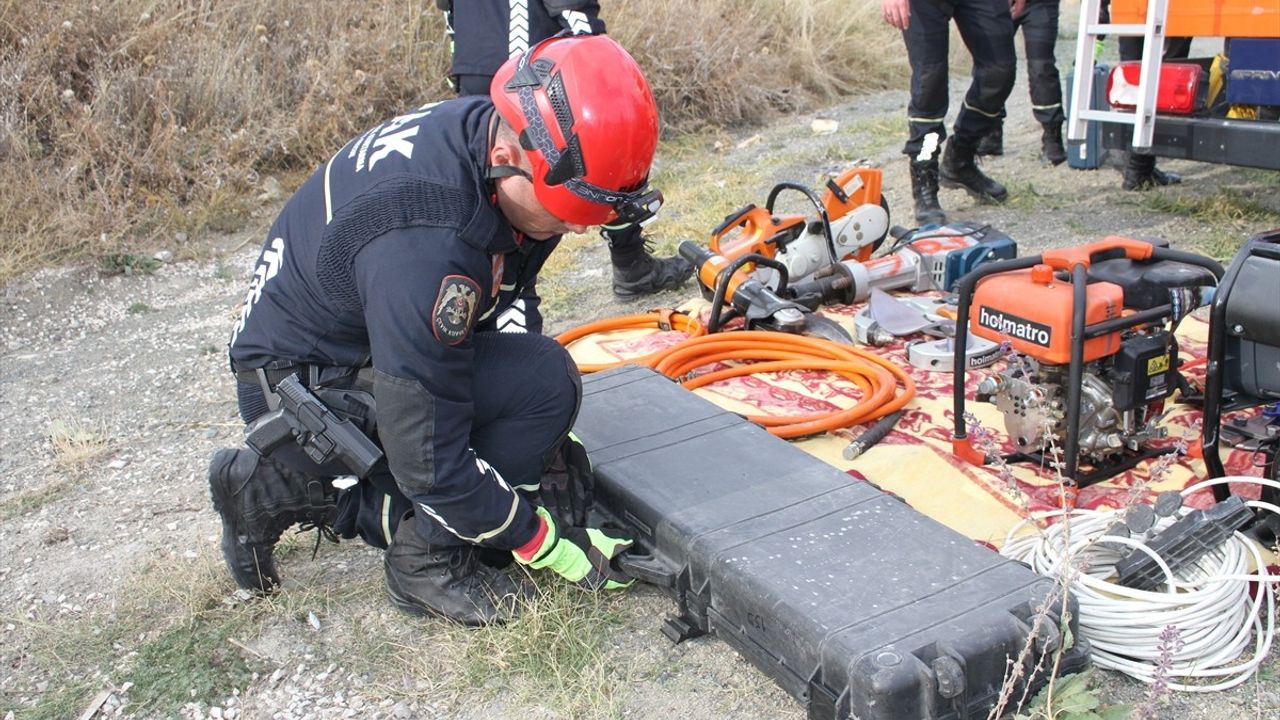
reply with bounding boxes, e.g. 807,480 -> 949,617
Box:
709,167 -> 891,287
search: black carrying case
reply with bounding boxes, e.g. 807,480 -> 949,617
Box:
575,365 -> 1089,720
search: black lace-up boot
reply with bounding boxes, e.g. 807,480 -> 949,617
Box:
909,159 -> 946,226
940,136 -> 1009,203
1121,152 -> 1182,191
605,223 -> 694,299
1041,123 -> 1067,166
208,448 -> 338,592
383,514 -> 521,626
976,123 -> 1003,157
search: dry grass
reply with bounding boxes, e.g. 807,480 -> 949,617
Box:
0,0 -> 904,283
46,417 -> 111,472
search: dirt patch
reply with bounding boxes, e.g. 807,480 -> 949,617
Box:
4,41 -> 1279,720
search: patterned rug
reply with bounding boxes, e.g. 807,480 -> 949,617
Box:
563,299 -> 1270,547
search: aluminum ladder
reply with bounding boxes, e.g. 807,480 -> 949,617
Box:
1067,0 -> 1169,151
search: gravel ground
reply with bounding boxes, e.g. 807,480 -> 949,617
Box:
3,30 -> 1279,720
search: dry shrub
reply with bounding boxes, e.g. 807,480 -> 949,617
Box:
0,0 -> 905,282
1,0 -> 450,278
613,0 -> 906,131
47,417 -> 111,472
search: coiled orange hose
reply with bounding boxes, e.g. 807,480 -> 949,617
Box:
553,310 -> 707,373
556,317 -> 915,439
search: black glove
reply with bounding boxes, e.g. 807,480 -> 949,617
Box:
539,432 -> 594,527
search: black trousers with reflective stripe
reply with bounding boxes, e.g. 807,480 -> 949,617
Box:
901,0 -> 1018,159
235,331 -> 580,550
1014,0 -> 1064,127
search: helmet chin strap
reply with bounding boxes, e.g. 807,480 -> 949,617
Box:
487,164 -> 532,181
486,112 -> 534,184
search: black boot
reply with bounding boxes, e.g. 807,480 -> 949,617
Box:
976,124 -> 1003,157
606,224 -> 694,299
1122,152 -> 1182,191
940,136 -> 1008,203
1041,123 -> 1067,166
909,160 -> 946,226
208,448 -> 338,592
383,514 -> 521,626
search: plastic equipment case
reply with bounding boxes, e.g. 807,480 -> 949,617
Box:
575,366 -> 1090,720
1067,64 -> 1110,170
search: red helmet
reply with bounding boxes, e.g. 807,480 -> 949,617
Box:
491,34 -> 662,227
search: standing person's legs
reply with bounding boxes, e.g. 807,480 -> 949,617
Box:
902,0 -> 954,224
1020,0 -> 1067,164
1117,36 -> 1186,189
950,0 -> 1017,145
941,0 -> 1016,202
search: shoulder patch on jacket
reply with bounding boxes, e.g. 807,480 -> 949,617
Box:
432,275 -> 480,345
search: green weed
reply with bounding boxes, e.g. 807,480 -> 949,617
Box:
1131,186 -> 1280,227
0,477 -> 77,520
455,576 -> 627,717
124,617 -> 256,715
1015,671 -> 1132,720
98,254 -> 162,277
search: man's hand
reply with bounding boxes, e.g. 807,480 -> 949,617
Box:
513,507 -> 634,591
881,0 -> 911,30
1011,0 -> 1027,19
538,433 -> 594,528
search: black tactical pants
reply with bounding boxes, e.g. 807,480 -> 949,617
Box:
236,331 -> 580,550
901,0 -> 1017,160
1014,0 -> 1064,127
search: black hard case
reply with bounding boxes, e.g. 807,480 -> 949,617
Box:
575,365 -> 1089,720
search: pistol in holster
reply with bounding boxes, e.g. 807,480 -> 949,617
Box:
244,374 -> 383,477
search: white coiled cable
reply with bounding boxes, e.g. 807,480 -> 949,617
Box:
1001,476 -> 1280,691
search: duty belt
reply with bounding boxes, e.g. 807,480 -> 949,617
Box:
231,362 -> 313,391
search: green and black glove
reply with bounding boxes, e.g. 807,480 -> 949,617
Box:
539,432 -> 594,527
513,506 -> 634,591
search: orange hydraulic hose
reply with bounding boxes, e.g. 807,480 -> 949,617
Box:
556,317 -> 916,439
554,311 -> 707,373
657,331 -> 915,439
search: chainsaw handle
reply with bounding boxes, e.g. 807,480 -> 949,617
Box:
711,203 -> 759,239
1040,235 -> 1154,270
710,204 -> 785,260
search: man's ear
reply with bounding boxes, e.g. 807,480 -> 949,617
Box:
489,131 -> 522,169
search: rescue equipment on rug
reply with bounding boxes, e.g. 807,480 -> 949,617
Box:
852,289 -> 1001,373
950,236 -> 1223,494
708,166 -> 890,285
783,222 -> 1018,307
678,239 -> 854,345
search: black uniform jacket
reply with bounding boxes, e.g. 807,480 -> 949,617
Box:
230,96 -> 556,549
448,0 -> 604,78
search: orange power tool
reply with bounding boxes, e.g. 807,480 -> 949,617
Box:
709,167 -> 890,286
678,241 -> 855,345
